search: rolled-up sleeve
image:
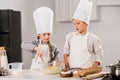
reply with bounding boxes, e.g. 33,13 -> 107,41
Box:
93,37 -> 103,64
52,44 -> 60,60
21,40 -> 38,51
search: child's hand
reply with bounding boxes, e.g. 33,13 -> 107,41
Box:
54,59 -> 61,67
34,46 -> 43,57
63,67 -> 70,72
90,61 -> 100,68
36,49 -> 43,57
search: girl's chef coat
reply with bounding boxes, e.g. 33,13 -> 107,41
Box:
21,40 -> 59,69
63,32 -> 103,68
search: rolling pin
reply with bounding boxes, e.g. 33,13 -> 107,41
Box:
73,67 -> 102,77
86,72 -> 106,80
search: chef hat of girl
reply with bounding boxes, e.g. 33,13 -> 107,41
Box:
33,7 -> 53,34
73,0 -> 93,25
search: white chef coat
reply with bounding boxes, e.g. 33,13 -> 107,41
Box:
63,32 -> 103,68
31,40 -> 50,70
69,32 -> 95,68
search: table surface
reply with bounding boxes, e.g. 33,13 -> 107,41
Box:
0,70 -> 103,80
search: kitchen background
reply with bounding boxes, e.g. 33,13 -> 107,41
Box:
0,0 -> 120,71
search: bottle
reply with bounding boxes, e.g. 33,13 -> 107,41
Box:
1,49 -> 8,69
0,47 -> 5,68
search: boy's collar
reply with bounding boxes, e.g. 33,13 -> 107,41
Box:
76,31 -> 89,36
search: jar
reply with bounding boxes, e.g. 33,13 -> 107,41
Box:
0,47 -> 5,68
0,49 -> 8,70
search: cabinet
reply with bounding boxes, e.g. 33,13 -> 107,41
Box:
0,9 -> 22,63
55,0 -> 99,21
55,0 -> 120,22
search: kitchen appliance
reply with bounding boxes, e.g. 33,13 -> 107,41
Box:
0,9 -> 21,63
106,60 -> 120,80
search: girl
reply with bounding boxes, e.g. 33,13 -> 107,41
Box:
21,7 -> 60,70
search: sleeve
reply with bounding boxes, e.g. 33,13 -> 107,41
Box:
52,44 -> 60,60
93,37 -> 103,64
21,40 -> 38,51
63,33 -> 72,55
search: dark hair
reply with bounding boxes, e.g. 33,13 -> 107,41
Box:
37,36 -> 40,44
47,41 -> 53,63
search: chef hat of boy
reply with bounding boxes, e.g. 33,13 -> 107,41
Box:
73,0 -> 93,25
33,7 -> 53,34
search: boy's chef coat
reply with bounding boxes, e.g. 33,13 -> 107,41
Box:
63,32 -> 103,68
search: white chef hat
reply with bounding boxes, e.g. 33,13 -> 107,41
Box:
33,7 -> 53,34
73,0 -> 93,25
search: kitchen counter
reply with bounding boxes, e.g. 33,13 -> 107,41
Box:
0,69 -> 103,80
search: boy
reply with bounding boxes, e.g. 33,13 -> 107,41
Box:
63,0 -> 103,71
